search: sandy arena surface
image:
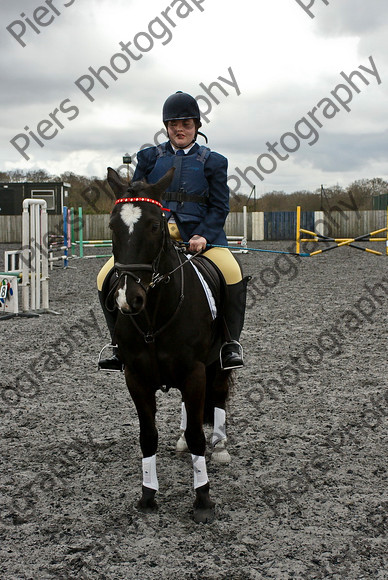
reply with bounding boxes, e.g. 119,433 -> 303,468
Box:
0,240 -> 387,579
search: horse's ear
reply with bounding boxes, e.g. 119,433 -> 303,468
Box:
148,167 -> 175,200
107,167 -> 127,199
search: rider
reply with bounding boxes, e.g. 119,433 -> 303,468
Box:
98,91 -> 249,371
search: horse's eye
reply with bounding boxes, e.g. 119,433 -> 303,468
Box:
151,222 -> 160,233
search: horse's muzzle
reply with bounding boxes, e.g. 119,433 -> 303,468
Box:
115,274 -> 146,316
114,263 -> 153,315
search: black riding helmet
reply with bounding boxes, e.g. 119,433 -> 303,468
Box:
163,91 -> 201,123
162,91 -> 208,143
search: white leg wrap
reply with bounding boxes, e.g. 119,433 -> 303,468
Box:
192,454 -> 208,489
142,454 -> 158,491
212,407 -> 226,446
180,401 -> 187,431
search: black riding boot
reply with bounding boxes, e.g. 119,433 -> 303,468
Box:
220,277 -> 249,370
97,285 -> 123,372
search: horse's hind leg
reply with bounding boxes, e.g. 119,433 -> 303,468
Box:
126,373 -> 159,513
207,366 -> 232,465
182,364 -> 215,524
176,401 -> 189,453
177,368 -> 232,463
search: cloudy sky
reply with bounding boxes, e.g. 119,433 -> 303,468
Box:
1,0 -> 387,195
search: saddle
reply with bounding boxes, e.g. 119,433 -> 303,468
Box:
189,254 -> 228,365
190,254 -> 227,317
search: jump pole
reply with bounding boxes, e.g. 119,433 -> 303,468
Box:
70,208 -> 75,257
78,207 -> 83,258
308,229 -> 385,256
74,207 -> 111,259
296,205 -> 387,256
296,205 -> 301,255
385,205 -> 388,256
63,206 -> 69,268
226,206 -> 248,253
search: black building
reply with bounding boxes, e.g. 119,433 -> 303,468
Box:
372,193 -> 388,210
0,182 -> 71,215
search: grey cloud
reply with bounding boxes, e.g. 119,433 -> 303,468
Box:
316,0 -> 388,37
1,0 -> 387,194
296,130 -> 388,172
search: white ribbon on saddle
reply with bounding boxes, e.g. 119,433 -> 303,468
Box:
187,256 -> 217,320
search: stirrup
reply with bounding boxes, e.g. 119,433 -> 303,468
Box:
97,344 -> 124,372
220,340 -> 244,370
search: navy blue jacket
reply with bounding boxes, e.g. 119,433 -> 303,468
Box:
132,141 -> 229,245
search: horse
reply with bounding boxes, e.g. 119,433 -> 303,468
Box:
106,166 -> 235,523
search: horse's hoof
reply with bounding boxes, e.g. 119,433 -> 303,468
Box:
211,439 -> 231,465
137,499 -> 158,514
176,432 -> 188,452
193,483 -> 215,523
193,506 -> 215,524
137,486 -> 158,513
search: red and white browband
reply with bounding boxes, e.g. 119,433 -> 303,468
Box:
115,197 -> 170,211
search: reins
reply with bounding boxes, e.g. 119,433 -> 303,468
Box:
181,241 -> 310,257
148,246 -> 203,288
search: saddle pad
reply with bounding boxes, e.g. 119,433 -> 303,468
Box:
187,256 -> 217,320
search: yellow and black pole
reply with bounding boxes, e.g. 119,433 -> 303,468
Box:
296,205 -> 388,256
309,229 -> 386,256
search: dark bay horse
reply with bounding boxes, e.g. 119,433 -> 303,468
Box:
106,167 -> 233,523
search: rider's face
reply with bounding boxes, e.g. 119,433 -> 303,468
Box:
167,119 -> 196,149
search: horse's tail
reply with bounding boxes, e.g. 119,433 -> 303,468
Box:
204,361 -> 233,425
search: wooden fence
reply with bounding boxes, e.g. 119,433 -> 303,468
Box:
0,210 -> 386,243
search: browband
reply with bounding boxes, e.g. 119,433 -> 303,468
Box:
115,197 -> 171,211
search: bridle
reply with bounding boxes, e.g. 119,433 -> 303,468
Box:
109,195 -> 201,342
113,196 -> 171,294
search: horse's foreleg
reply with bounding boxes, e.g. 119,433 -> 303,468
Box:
182,364 -> 215,523
126,374 -> 159,513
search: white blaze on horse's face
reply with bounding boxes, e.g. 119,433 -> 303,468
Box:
120,203 -> 142,235
117,275 -> 129,312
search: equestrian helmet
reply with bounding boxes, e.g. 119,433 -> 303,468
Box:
162,91 -> 201,125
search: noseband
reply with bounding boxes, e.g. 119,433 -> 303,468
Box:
114,262 -> 155,294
